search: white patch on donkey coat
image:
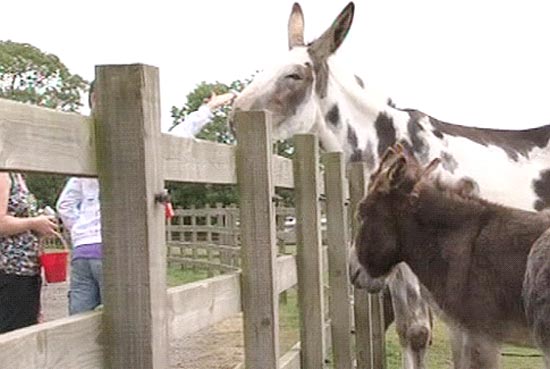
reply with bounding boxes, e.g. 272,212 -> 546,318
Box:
231,2 -> 550,368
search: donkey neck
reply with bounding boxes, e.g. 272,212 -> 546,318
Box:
315,61 -> 416,168
413,184 -> 490,227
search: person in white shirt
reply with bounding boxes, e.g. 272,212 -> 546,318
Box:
168,91 -> 237,138
57,81 -> 104,314
57,177 -> 102,314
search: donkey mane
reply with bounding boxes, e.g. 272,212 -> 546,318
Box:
398,108 -> 550,161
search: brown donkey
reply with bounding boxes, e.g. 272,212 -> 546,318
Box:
354,145 -> 550,368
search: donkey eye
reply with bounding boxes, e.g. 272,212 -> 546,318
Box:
285,73 -> 303,81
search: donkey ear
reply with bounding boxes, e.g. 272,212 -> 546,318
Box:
387,156 -> 407,186
421,158 -> 441,178
309,2 -> 354,59
394,142 -> 405,154
379,146 -> 397,166
288,3 -> 305,49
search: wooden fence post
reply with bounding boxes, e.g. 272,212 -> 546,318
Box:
235,111 -> 279,369
349,162 -> 372,369
95,64 -> 167,369
323,152 -> 353,369
166,209 -> 173,268
371,292 -> 386,369
294,134 -> 326,368
191,204 -> 198,272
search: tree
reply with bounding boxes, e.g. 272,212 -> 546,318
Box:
0,40 -> 88,112
25,173 -> 66,209
0,40 -> 89,207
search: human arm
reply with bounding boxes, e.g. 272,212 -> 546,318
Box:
169,91 -> 237,138
170,104 -> 215,138
56,177 -> 82,231
0,173 -> 57,237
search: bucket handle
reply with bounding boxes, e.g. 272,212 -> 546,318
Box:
40,232 -> 69,251
38,206 -> 69,251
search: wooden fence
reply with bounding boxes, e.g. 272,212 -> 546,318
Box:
0,64 -> 385,369
166,205 -> 241,275
166,205 -> 312,276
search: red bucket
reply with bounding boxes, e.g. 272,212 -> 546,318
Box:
40,251 -> 69,283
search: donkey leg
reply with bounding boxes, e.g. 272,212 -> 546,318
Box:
451,331 -> 501,369
383,286 -> 395,330
448,328 -> 467,369
389,264 -> 432,369
543,352 -> 550,369
400,323 -> 431,369
349,251 -> 431,369
535,330 -> 550,369
385,285 -> 434,369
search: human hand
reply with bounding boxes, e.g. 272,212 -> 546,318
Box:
31,215 -> 59,237
205,91 -> 237,110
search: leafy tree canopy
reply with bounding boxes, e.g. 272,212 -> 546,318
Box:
0,40 -> 90,207
0,40 -> 88,112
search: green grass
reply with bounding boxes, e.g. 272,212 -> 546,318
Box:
167,266 -> 210,287
167,267 -> 545,368
385,319 -> 543,369
279,288 -> 300,354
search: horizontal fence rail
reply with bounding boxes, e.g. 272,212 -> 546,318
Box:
0,98 -> 294,188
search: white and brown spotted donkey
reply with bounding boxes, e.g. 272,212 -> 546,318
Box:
231,3 -> 550,368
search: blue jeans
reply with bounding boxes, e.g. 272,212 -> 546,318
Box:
69,258 -> 103,315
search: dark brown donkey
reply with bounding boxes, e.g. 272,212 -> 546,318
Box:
354,144 -> 550,367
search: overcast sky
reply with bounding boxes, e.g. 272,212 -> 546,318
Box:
3,0 -> 550,131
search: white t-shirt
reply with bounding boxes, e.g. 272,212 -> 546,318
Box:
168,105 -> 214,138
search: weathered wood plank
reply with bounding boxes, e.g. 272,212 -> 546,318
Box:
0,99 -> 294,187
167,254 -> 296,339
293,134 -> 325,369
371,292 -> 387,369
0,312 -> 103,369
162,134 -> 294,188
235,110 -> 280,369
279,342 -> 301,369
349,161 -> 373,369
167,242 -> 240,252
95,64 -> 167,369
0,98 -> 96,176
168,273 -> 241,338
276,254 -> 297,293
162,135 -> 235,183
167,257 -> 240,273
273,153 -> 294,189
234,322 -> 333,369
323,152 -> 353,369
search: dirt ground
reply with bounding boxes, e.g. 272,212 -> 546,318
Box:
40,280 -> 245,369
